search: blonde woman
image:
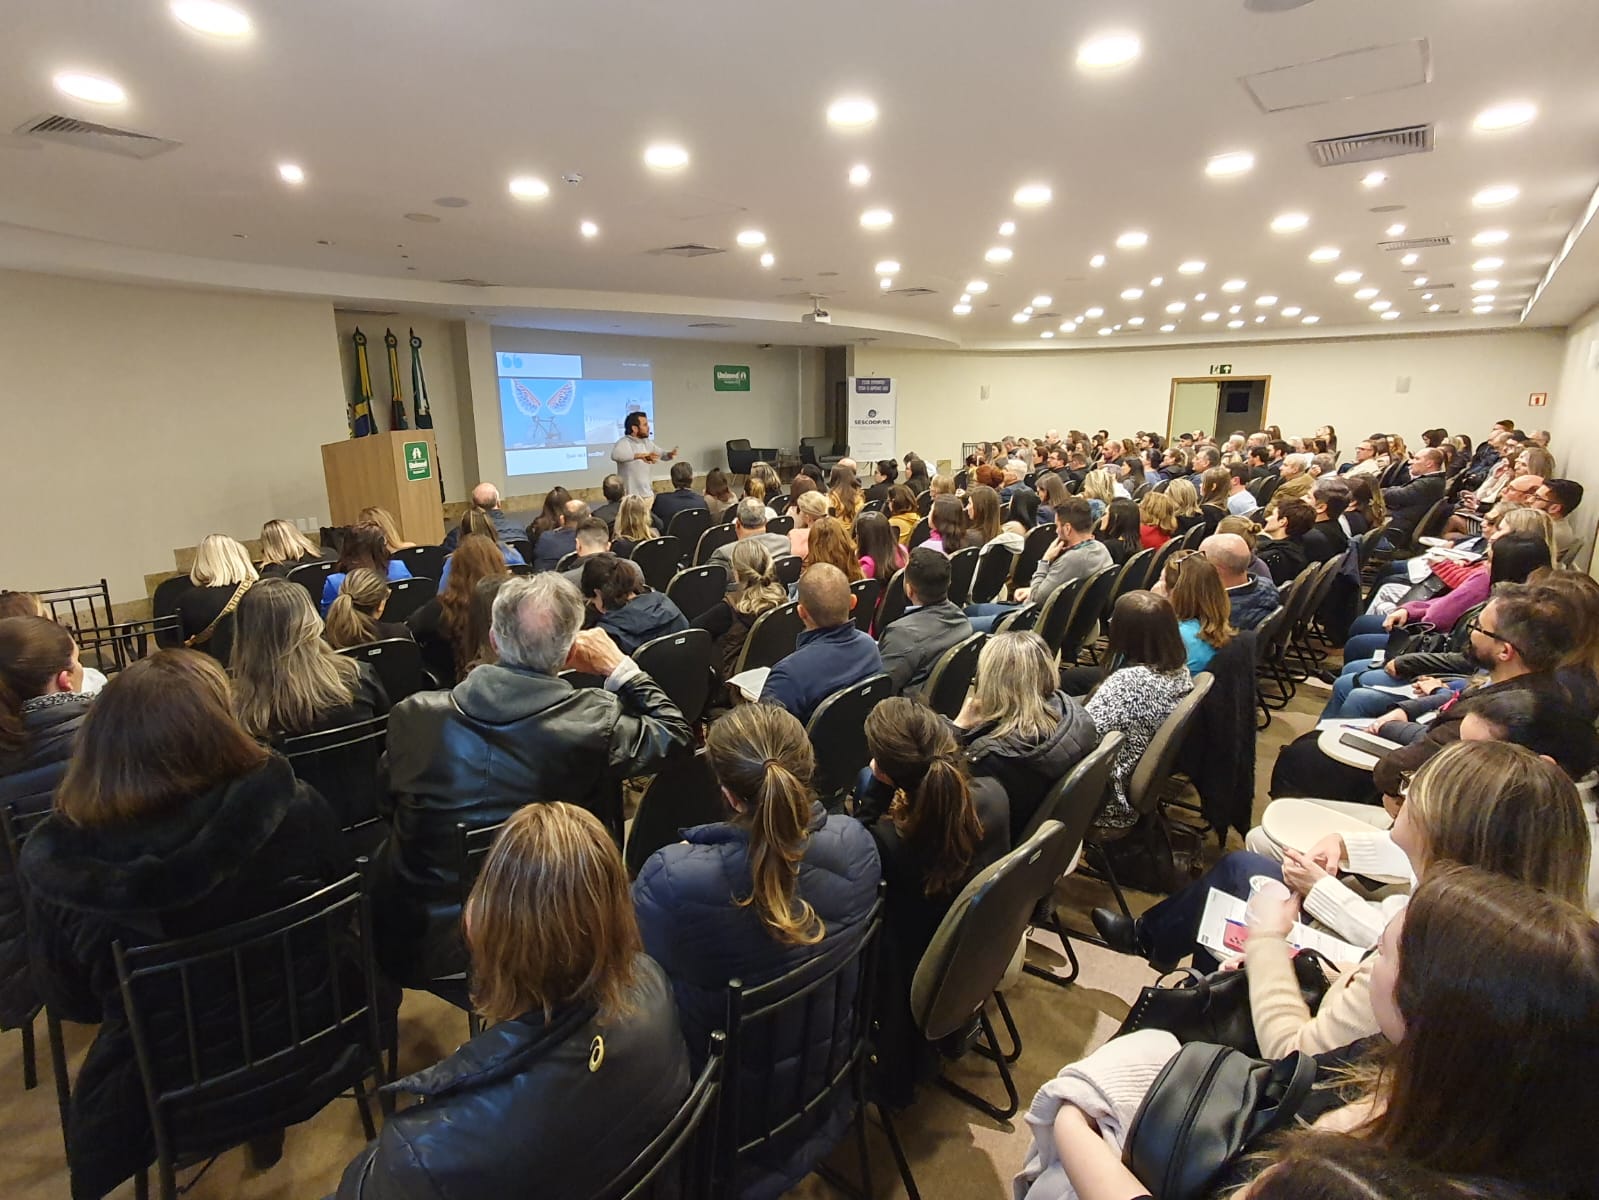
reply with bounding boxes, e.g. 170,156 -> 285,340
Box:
789,490 -> 830,558
746,462 -> 781,521
1165,476 -> 1205,533
929,473 -> 957,500
358,506 -> 417,553
1138,491 -> 1179,549
612,494 -> 658,552
691,539 -> 789,678
1164,551 -> 1236,673
804,516 -> 864,582
178,534 -> 259,656
1080,469 -> 1116,517
323,568 -> 412,650
828,464 -> 864,531
257,519 -> 325,578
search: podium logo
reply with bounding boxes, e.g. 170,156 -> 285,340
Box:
714,365 -> 751,391
403,440 -> 432,481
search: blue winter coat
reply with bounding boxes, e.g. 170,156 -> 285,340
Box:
633,804 -> 881,1200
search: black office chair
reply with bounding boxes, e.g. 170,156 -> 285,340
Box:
36,580 -> 113,642
632,536 -> 683,593
993,603 -> 1038,633
624,749 -> 728,878
968,548 -> 1016,604
338,637 -> 434,700
916,491 -> 934,516
666,508 -> 713,559
424,820 -> 507,1042
874,570 -> 910,634
849,577 -> 882,633
921,632 -> 985,719
727,440 -> 778,476
695,524 -> 739,566
1106,549 -> 1156,611
1057,566 -> 1119,666
507,537 -> 535,563
945,546 -> 981,606
907,517 -> 932,548
766,514 -> 795,536
772,553 -> 804,587
633,629 -> 714,725
392,544 -> 445,580
285,560 -> 335,605
595,1035 -> 725,1200
666,564 -> 728,624
1143,536 -> 1185,590
554,551 -> 580,573
1034,576 -> 1086,660
508,562 -> 537,576
381,576 -> 436,622
1011,525 -> 1059,592
806,673 -> 893,806
732,602 -> 804,674
278,715 -> 390,859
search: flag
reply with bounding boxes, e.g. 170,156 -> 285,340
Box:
350,328 -> 377,437
384,329 -> 408,431
409,328 -> 433,429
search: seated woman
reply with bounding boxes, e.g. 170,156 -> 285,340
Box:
336,803 -> 690,1200
1163,551 -> 1236,674
1098,497 -> 1142,565
320,522 -> 413,616
611,493 -> 658,558
948,631 -> 1097,832
456,574 -> 511,678
1166,477 -> 1206,534
230,577 -> 389,741
864,458 -> 898,504
789,489 -> 831,559
803,515 -> 865,582
580,554 -> 688,655
523,485 -> 573,557
856,510 -> 907,584
703,466 -> 737,520
904,455 -> 931,497
20,650 -> 344,1199
923,495 -> 983,555
885,484 -> 920,545
322,568 -> 413,650
177,533 -> 259,657
692,539 -> 787,679
1343,475 -> 1383,537
632,703 -> 881,1198
1006,487 -> 1043,539
1084,592 -> 1194,832
967,485 -> 1021,555
827,463 -> 864,531
1079,469 -> 1116,521
256,518 -> 326,578
1137,490 -> 1178,550
748,461 -> 783,521
438,510 -> 524,590
358,505 -> 417,553
407,534 -> 509,683
1035,474 -> 1070,526
1256,499 -> 1315,584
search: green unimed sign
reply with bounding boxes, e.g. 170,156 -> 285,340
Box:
714,365 -> 751,391
403,440 -> 432,481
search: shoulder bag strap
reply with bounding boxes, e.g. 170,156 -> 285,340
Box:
185,579 -> 251,647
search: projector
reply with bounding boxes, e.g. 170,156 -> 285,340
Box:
802,308 -> 831,325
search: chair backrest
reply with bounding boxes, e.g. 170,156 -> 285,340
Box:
1057,565 -> 1119,662
733,601 -> 805,674
381,576 -> 436,623
1126,674 -> 1214,816
993,603 -> 1038,633
1252,600 -> 1296,663
968,547 -> 1016,604
1034,575 -> 1087,659
953,469 -> 969,493
507,537 -> 535,563
286,559 -> 336,604
338,637 -> 433,700
766,514 -> 795,536
633,628 -> 715,725
113,875 -> 385,1169
77,614 -> 184,672
726,439 -> 759,475
1355,523 -> 1390,570
595,1034 -> 725,1200
695,524 -> 739,566
805,672 -> 893,802
632,536 -> 684,592
508,562 -> 537,576
849,577 -> 882,633
666,508 -> 713,552
0,801 -> 53,873
1407,498 -> 1452,550
910,823 -> 1074,1041
1142,536 -> 1184,590
1011,524 -> 1059,590
1018,730 -> 1124,846
35,580 -> 113,640
874,569 -> 910,633
392,544 -> 446,580
772,554 -> 804,587
945,546 -> 982,607
921,632 -> 986,719
455,819 -> 505,906
1245,476 -> 1266,499
624,748 -> 728,877
1107,549 -> 1155,610
1256,474 -> 1281,506
278,715 -> 390,836
666,564 -> 729,624
916,490 -> 934,516
152,574 -> 192,622
552,551 -> 579,573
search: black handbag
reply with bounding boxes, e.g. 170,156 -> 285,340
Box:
1123,1042 -> 1319,1200
1111,951 -> 1332,1057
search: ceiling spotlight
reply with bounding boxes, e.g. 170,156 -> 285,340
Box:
1178,260 -> 1206,275
1398,253 -> 1419,268
1473,100 -> 1537,132
1128,316 -> 1145,326
966,280 -> 989,293
998,220 -> 1016,236
759,251 -> 775,267
1160,324 -> 1176,332
1023,306 -> 1034,314
1381,311 -> 1401,320
1354,286 -> 1379,300
1413,277 -> 1428,287
1385,223 -> 1407,237
1474,294 -> 1496,303
1473,256 -> 1504,271
1428,303 -> 1441,312
1121,287 -> 1144,300
860,208 -> 894,229
1090,254 -> 1107,268
1200,311 -> 1220,322
1270,211 -> 1310,233
952,304 -> 972,315
1309,246 -> 1340,263
1060,321 -> 1077,332
1473,229 -> 1510,246
1422,292 -> 1434,300
1472,278 -> 1500,291
1256,295 -> 1278,307
1473,183 -> 1520,208
1077,32 -> 1142,69
277,162 -> 306,185
1032,294 -> 1053,307
874,260 -> 901,275
1098,327 -> 1115,336
1370,300 -> 1392,311
826,96 -> 878,128
1221,278 -> 1246,292
1012,312 -> 1031,324
509,176 -> 549,199
1166,301 -> 1186,313
1281,305 -> 1302,317
959,294 -> 971,303
52,71 -> 126,104
643,142 -> 689,169
170,0 -> 252,37
1040,330 -> 1055,339
1227,319 -> 1245,328
736,229 -> 767,247
848,164 -> 871,186
1205,151 -> 1255,178
880,277 -> 893,289
1301,315 -> 1320,325
1473,305 -> 1494,314
1334,270 -> 1362,284
1149,275 -> 1164,286
984,246 -> 1013,263
1116,230 -> 1149,249
1014,183 -> 1052,206
1254,315 -> 1267,324
1228,305 -> 1242,314
580,220 -> 599,238
1085,306 -> 1105,318
1195,292 -> 1207,301
1362,170 -> 1387,188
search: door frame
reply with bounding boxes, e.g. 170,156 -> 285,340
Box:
1166,374 -> 1272,440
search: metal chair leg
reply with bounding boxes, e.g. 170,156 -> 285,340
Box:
353,1075 -> 379,1140
935,1009 -> 1020,1123
1024,910 -> 1083,989
47,1010 -> 71,1157
134,1169 -> 150,1200
19,1018 -> 37,1090
875,1103 -> 920,1200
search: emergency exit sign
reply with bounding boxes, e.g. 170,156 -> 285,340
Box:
1529,392 -> 1548,407
1210,364 -> 1233,375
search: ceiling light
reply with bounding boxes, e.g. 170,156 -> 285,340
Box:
1221,278 -> 1246,292
1400,252 -> 1419,267
170,0 -> 252,37
643,142 -> 689,169
848,164 -> 871,186
1362,170 -> 1387,188
1060,321 -> 1077,332
277,162 -> 306,185
1227,319 -> 1245,328
759,251 -> 774,268
1334,270 -> 1362,284
1032,294 -> 1053,307
1281,306 -> 1302,317
959,294 -> 971,303
826,96 -> 878,128
1270,211 -> 1310,233
52,71 -> 126,105
1385,223 -> 1407,237
1121,287 -> 1144,300
984,246 -> 1013,264
1090,254 -> 1106,269
1128,316 -> 1145,326
1116,230 -> 1149,249
1205,151 -> 1255,178
1428,303 -> 1441,312
1472,278 -> 1500,291
1040,330 -> 1055,339
1473,305 -> 1494,314
1014,183 -> 1052,207
1413,276 -> 1428,287
580,220 -> 599,238
736,229 -> 767,248
1255,315 -> 1267,324
1160,324 -> 1176,332
1228,304 -> 1241,314
1178,260 -> 1206,275
1370,300 -> 1391,311
874,259 -> 901,275
1194,292 -> 1207,301
1473,100 -> 1537,132
952,304 -> 972,315
1473,257 -> 1504,272
966,280 -> 989,294
1308,247 -> 1340,263
1422,292 -> 1434,300
1077,32 -> 1142,69
860,208 -> 894,229
1012,313 -> 1032,324
1354,286 -> 1379,300
1473,184 -> 1520,208
1166,301 -> 1186,313
509,176 -> 550,199
1474,294 -> 1496,303
1085,306 -> 1105,318
1201,312 -> 1219,322
1381,311 -> 1401,320
1023,306 -> 1034,314
999,220 -> 1016,237
1256,295 -> 1278,307
1145,277 -> 1161,289
1302,315 -> 1320,325
1473,229 -> 1509,246
1098,327 -> 1115,336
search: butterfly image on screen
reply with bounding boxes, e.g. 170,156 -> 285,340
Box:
512,381 -> 575,446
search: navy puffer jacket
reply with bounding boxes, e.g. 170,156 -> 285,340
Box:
633,804 -> 881,1200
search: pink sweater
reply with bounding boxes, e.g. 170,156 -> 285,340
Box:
1399,564 -> 1490,631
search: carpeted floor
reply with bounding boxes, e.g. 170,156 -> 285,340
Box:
0,696 -> 1324,1200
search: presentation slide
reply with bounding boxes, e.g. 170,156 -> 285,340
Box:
495,351 -> 655,477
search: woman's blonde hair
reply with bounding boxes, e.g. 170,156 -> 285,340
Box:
466,802 -> 642,1024
805,516 -> 864,581
1216,514 -> 1260,551
748,461 -> 782,496
795,490 -> 830,524
1165,552 -> 1235,651
1493,505 -> 1556,564
358,506 -> 407,552
615,494 -> 658,542
706,703 -> 823,946
929,474 -> 955,497
1081,470 -> 1115,506
230,577 -> 360,738
323,567 -> 392,650
971,632 -> 1058,744
258,519 -> 320,567
1139,490 -> 1178,534
1166,477 -> 1201,517
458,508 -> 501,544
190,534 -> 259,588
729,539 -> 786,616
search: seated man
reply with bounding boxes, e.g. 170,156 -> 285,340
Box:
590,474 -> 625,529
1301,476 -> 1352,564
1381,446 -> 1448,542
530,499 -> 590,572
561,518 -> 612,589
1202,533 -> 1279,630
761,563 -> 883,724
710,497 -> 792,586
371,573 -> 691,984
442,482 -> 526,550
964,497 -> 1112,633
877,548 -> 973,699
1225,463 -> 1256,516
650,460 -> 705,526
1532,477 -> 1583,563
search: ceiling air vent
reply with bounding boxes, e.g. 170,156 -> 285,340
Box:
441,278 -> 494,287
1308,123 -> 1433,168
1379,236 -> 1452,251
14,112 -> 181,159
1409,281 -> 1454,290
686,322 -> 734,329
886,286 -> 937,298
648,243 -> 725,258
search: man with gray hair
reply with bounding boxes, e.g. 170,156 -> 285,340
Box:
441,481 -> 526,550
710,497 -> 792,579
374,572 -> 690,984
1202,533 -> 1279,631
761,563 -> 883,722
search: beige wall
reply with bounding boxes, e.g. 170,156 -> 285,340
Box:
1550,304 -> 1599,573
854,330 -> 1566,463
0,270 -> 347,603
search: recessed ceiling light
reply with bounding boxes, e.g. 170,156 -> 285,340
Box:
1023,306 -> 1034,314
1121,287 -> 1144,300
277,162 -> 305,185
1160,323 -> 1176,332
1228,304 -> 1242,314
1413,276 -> 1428,287
1227,319 -> 1245,328
1128,316 -> 1145,326
1166,301 -> 1186,313
1256,295 -> 1278,307
1098,327 -> 1115,336
643,142 -> 689,170
735,229 -> 766,248
1301,315 -> 1320,324
1077,32 -> 1142,70
952,304 -> 972,315
1473,229 -> 1510,246
1473,305 -> 1494,314
1474,294 -> 1496,303
1354,286 -> 1379,300
1040,330 -> 1055,339
759,251 -> 774,268
1381,310 -> 1401,320
860,208 -> 894,229
998,220 -> 1016,237
1205,151 -> 1255,178
966,280 -> 989,294
1194,292 -> 1207,301
874,259 -> 901,275
1400,252 -> 1419,267
1270,211 -> 1310,233
984,246 -> 1013,263
1385,223 -> 1407,237
1428,303 -> 1441,312
1362,170 -> 1387,188
1308,246 -> 1340,263
1422,292 -> 1434,300
1116,230 -> 1149,249
1012,312 -> 1031,324
1085,306 -> 1105,318
826,96 -> 878,128
848,164 -> 871,186
508,175 -> 550,200
1032,294 -> 1053,307
1473,184 -> 1520,208
52,71 -> 126,105
1281,305 -> 1302,317
170,0 -> 252,37
879,278 -> 895,291
1334,270 -> 1362,284
1201,312 -> 1219,322
1090,254 -> 1106,269
1014,183 -> 1052,207
1060,321 -> 1077,332
580,220 -> 599,238
1369,300 -> 1391,311
1473,100 -> 1537,132
1254,315 -> 1267,324
1221,278 -> 1246,292
1473,257 -> 1504,272
1472,278 -> 1500,291
959,294 -> 971,304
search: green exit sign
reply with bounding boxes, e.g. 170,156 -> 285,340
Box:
714,364 -> 751,391
403,440 -> 432,481
1209,363 -> 1233,375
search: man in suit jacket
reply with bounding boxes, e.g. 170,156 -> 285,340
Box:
1301,477 -> 1352,565
651,461 -> 705,526
709,498 -> 792,587
441,482 -> 526,551
877,549 -> 974,700
530,500 -> 589,572
590,475 -> 625,529
1382,447 -> 1447,540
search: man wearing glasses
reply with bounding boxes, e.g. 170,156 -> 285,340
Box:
1530,478 -> 1584,563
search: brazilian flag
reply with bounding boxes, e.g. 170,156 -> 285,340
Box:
350,327 -> 377,437
409,328 -> 433,429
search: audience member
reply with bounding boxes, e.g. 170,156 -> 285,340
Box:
1166,478 -> 1205,534
967,498 -> 1111,632
458,574 -> 511,678
789,489 -> 830,558
651,459 -> 705,525
966,485 -> 1017,553
562,517 -> 613,589
257,518 -> 327,577
442,483 -> 525,550
1532,477 -> 1583,561
904,454 -> 932,496
407,533 -> 509,683
1382,446 -> 1448,540
1302,476 -> 1352,563
886,484 -> 920,544
1201,533 -> 1279,630
1224,463 -> 1256,516
359,505 -> 417,553
323,568 -> 410,649
760,563 -> 882,722
439,510 -> 524,588
712,497 -> 793,574
924,494 -> 982,554
613,493 -> 658,551
579,553 -> 688,654
528,499 -> 588,573
703,466 -> 736,520
828,464 -> 864,530
1006,488 -> 1043,540
1257,499 -> 1315,583
1138,490 -> 1178,549
877,549 -> 973,699
1095,497 -> 1142,566
801,515 -> 865,583
692,539 -> 787,679
1163,551 -> 1237,673
856,510 -> 908,582
865,458 -> 899,504
1344,475 -> 1384,535
590,473 -> 625,527
321,523 -> 413,616
180,533 -> 259,655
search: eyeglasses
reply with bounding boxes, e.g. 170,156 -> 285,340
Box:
1465,615 -> 1522,658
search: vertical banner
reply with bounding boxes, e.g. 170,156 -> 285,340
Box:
350,327 -> 377,437
384,328 -> 408,431
846,376 -> 897,461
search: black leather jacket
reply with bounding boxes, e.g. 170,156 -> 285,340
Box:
369,661 -> 691,983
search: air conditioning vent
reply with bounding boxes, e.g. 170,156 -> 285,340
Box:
648,243 -> 725,258
14,112 -> 181,159
441,278 -> 495,287
1379,236 -> 1452,251
686,322 -> 734,329
885,286 -> 937,298
1308,123 -> 1433,167
1409,281 -> 1454,291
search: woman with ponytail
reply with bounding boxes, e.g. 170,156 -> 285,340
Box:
633,702 -> 880,1197
690,538 -> 787,679
322,567 -> 412,650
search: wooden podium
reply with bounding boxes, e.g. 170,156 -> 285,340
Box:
321,430 -> 445,546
